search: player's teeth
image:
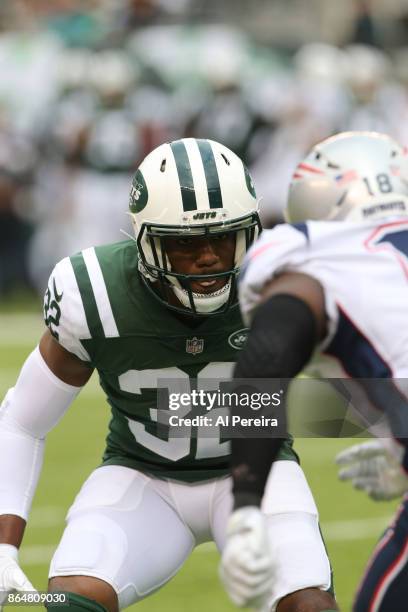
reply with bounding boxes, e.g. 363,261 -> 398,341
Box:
200,281 -> 216,287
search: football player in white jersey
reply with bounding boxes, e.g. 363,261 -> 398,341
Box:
0,138 -> 336,612
220,131 -> 408,612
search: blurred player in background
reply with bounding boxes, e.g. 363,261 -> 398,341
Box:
0,129 -> 37,296
0,138 -> 337,612
220,131 -> 408,611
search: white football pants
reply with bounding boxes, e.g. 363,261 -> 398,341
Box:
49,461 -> 332,610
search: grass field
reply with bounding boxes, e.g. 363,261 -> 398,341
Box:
0,312 -> 400,612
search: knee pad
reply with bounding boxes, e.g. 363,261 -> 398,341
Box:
47,592 -> 107,612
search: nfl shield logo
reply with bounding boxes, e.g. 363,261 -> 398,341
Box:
186,337 -> 204,355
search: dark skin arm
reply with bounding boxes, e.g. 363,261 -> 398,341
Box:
0,330 -> 94,547
260,271 -> 327,341
0,335 -> 118,610
244,273 -> 339,611
232,271 -> 327,507
39,330 -> 94,387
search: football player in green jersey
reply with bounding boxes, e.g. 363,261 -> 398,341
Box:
0,139 -> 337,612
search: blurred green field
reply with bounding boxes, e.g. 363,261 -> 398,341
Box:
0,312 -> 400,612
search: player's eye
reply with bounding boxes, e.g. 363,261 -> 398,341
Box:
211,233 -> 229,242
176,237 -> 194,246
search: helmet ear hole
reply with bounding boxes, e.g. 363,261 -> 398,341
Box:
160,159 -> 166,172
221,153 -> 230,166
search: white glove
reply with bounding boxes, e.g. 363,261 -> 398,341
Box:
336,439 -> 408,501
0,544 -> 37,610
220,507 -> 273,610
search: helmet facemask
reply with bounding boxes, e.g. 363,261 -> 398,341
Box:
136,211 -> 261,316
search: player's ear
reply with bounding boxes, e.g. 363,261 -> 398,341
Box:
259,272 -> 327,341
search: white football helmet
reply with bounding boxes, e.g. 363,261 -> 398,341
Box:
286,131 -> 408,223
129,138 -> 261,315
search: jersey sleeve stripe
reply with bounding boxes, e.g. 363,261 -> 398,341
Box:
290,222 -> 310,241
70,252 -> 105,338
82,248 -> 120,338
47,258 -> 92,361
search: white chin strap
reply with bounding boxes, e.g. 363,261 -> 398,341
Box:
172,281 -> 231,314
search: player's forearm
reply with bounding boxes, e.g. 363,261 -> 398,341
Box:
0,347 -> 82,522
0,515 -> 26,548
0,416 -> 45,520
231,438 -> 284,509
232,294 -> 318,509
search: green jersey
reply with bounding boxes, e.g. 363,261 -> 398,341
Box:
44,240 -> 297,481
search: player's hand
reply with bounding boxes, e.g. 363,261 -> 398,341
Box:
0,545 -> 37,611
220,507 -> 273,609
336,440 -> 408,501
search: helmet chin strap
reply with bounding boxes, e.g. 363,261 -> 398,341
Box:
172,282 -> 231,314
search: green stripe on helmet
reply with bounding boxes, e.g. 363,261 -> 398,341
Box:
70,252 -> 105,338
197,139 -> 223,209
170,141 -> 197,211
244,163 -> 257,198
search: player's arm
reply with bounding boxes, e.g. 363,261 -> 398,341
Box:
221,272 -> 327,608
39,329 -> 94,386
0,330 -> 93,542
231,271 -> 327,509
0,330 -> 93,600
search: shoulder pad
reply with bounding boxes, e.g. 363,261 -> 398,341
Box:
44,257 -> 91,361
239,223 -> 309,324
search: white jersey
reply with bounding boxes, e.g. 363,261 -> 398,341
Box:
239,217 -> 408,449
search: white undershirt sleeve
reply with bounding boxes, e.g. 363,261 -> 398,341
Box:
0,346 -> 82,520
